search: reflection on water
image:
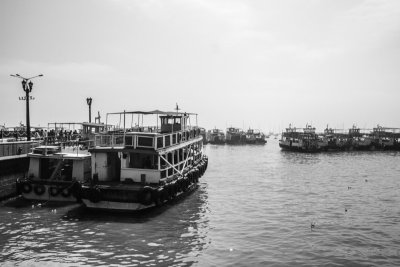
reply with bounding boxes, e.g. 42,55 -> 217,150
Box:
1,186 -> 210,266
1,141 -> 400,266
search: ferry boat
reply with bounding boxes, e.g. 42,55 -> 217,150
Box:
370,125 -> 400,150
80,110 -> 208,211
279,124 -> 324,152
347,125 -> 373,151
225,127 -> 245,145
243,128 -> 267,144
16,146 -> 91,202
323,127 -> 349,151
206,128 -> 225,144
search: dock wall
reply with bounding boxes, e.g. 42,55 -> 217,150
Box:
0,141 -> 38,157
0,156 -> 29,200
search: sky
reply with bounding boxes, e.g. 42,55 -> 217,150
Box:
0,0 -> 399,133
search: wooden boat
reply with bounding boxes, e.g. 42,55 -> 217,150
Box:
16,146 -> 91,202
80,110 -> 208,211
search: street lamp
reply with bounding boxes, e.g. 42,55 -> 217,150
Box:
86,97 -> 92,123
10,73 -> 43,141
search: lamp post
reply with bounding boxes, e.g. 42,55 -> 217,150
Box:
86,97 -> 92,123
10,74 -> 43,141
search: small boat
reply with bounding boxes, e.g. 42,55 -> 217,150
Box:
279,124 -> 324,152
80,110 -> 208,211
206,128 -> 225,144
16,146 -> 91,202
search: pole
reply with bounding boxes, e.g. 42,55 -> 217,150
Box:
10,74 -> 43,142
86,97 -> 92,123
25,85 -> 31,141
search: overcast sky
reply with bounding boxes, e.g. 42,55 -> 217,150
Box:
1,0 -> 399,132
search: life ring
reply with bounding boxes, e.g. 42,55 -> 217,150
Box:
49,186 -> 59,197
61,188 -> 72,198
21,182 -> 32,194
34,184 -> 46,196
139,187 -> 153,206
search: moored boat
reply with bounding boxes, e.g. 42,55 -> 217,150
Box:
206,128 -> 225,144
80,110 -> 208,211
225,127 -> 245,145
279,124 -> 324,152
370,125 -> 400,150
16,146 -> 91,202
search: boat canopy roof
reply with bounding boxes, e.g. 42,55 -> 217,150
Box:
107,110 -> 197,116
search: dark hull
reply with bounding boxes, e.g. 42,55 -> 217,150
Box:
16,178 -> 81,202
208,140 -> 225,145
279,143 -> 322,153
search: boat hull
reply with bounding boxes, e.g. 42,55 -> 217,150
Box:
279,142 -> 322,153
80,157 -> 208,211
17,179 -> 81,202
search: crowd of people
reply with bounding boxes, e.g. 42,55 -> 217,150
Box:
0,128 -> 83,143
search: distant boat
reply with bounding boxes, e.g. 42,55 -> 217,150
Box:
225,127 -> 245,145
207,128 -> 226,144
245,128 -> 267,145
279,124 -> 323,152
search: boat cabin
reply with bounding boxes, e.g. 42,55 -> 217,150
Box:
90,110 -> 203,185
27,146 -> 91,182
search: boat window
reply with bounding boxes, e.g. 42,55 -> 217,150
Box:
128,153 -> 156,169
157,137 -> 163,148
137,136 -> 153,147
40,158 -> 57,179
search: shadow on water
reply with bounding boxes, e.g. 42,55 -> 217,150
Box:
63,184 -> 205,224
2,195 -> 78,209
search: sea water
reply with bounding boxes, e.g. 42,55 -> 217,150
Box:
1,139 -> 399,266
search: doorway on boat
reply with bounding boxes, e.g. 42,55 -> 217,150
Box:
93,152 -> 120,182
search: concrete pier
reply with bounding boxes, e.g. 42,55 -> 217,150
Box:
0,155 -> 29,200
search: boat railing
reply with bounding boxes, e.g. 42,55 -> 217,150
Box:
94,128 -> 202,149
